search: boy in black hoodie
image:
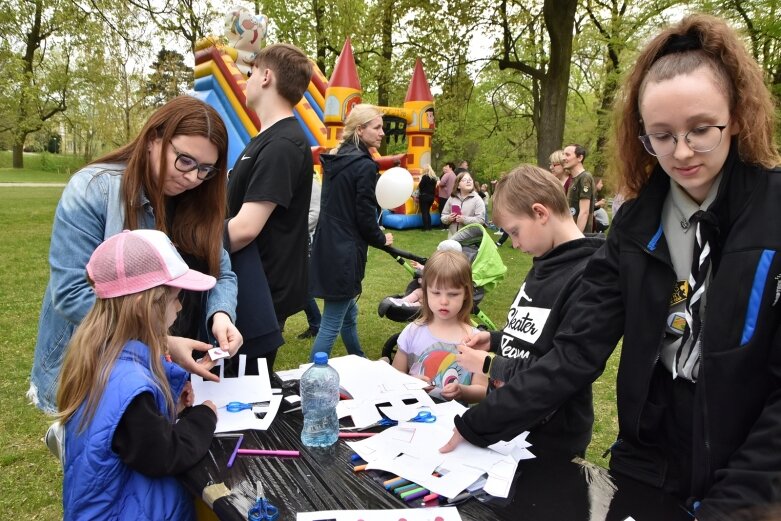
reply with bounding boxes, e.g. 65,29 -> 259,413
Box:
440,164 -> 603,459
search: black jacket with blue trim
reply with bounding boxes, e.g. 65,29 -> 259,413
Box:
456,143 -> 781,520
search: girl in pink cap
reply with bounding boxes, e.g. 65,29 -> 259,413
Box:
57,229 -> 218,520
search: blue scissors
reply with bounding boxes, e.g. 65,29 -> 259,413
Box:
225,401 -> 253,413
225,401 -> 270,413
248,481 -> 279,521
409,410 -> 436,423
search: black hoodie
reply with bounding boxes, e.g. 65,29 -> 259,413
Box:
310,142 -> 387,300
455,236 -> 604,457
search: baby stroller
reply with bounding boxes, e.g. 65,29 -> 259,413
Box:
377,223 -> 507,361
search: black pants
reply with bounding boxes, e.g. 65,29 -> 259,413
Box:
419,195 -> 434,230
437,197 -> 449,227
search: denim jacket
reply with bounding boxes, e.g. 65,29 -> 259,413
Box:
29,165 -> 237,414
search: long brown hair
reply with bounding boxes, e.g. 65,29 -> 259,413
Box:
57,285 -> 176,431
612,14 -> 780,199
94,96 -> 228,276
416,250 -> 473,326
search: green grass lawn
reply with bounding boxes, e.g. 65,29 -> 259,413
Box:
1,173 -> 619,519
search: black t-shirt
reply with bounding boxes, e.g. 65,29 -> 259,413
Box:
226,117 -> 314,320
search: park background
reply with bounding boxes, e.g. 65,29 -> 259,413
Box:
2,0 -> 781,518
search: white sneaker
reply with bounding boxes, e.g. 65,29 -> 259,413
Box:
45,421 -> 65,466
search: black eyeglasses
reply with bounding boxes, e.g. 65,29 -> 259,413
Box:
169,141 -> 218,181
638,124 -> 728,158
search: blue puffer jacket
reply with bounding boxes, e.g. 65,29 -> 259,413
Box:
62,340 -> 192,520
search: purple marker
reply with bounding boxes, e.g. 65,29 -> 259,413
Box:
226,434 -> 244,468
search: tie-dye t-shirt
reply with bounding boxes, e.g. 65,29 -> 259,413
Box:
397,322 -> 479,388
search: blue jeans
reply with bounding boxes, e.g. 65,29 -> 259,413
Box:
310,298 -> 365,360
304,297 -> 321,330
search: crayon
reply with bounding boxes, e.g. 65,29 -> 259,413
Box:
350,453 -> 364,462
394,483 -> 420,495
384,477 -> 408,490
353,464 -> 367,472
400,487 -> 426,500
404,488 -> 430,502
422,493 -> 440,502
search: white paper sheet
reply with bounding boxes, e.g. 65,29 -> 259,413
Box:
191,356 -> 281,432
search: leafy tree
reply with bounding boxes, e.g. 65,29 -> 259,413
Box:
146,49 -> 192,108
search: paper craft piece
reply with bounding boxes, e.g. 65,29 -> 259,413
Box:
213,394 -> 282,433
337,389 -> 435,429
275,367 -> 305,382
345,402 -> 533,499
296,506 -> 463,521
325,355 -> 430,398
284,395 -> 301,404
191,355 -> 281,432
208,347 -> 230,361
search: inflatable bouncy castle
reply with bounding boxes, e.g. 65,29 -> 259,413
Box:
192,7 -> 438,229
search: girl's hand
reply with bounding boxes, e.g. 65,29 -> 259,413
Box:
167,336 -> 219,382
202,400 -> 217,414
177,381 -> 195,414
414,374 -> 434,391
463,330 -> 491,351
211,312 -> 243,357
455,214 -> 464,224
439,428 -> 465,453
384,233 -> 394,246
493,379 -> 505,389
456,344 -> 490,374
410,260 -> 424,271
440,382 -> 463,401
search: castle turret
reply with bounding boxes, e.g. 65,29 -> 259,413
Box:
403,59 -> 434,173
323,38 -> 362,148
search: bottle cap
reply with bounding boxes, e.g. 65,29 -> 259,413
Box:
313,352 -> 328,365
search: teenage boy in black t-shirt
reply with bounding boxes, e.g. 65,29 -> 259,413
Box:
225,43 -> 314,373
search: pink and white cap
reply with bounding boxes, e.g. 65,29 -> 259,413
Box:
86,229 -> 216,299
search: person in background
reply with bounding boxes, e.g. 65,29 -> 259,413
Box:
30,96 -> 241,415
417,164 -> 438,231
563,144 -> 596,233
392,250 -> 488,404
58,229 -> 218,520
440,171 -> 486,238
446,14 -> 781,520
593,176 -> 610,232
309,104 -> 393,359
225,43 -> 314,373
297,174 -> 323,339
549,149 -> 571,192
437,162 -> 457,222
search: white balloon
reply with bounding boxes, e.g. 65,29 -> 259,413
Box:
376,167 -> 414,209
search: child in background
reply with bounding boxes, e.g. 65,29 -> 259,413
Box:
441,165 -> 603,458
392,250 -> 488,403
57,229 -> 218,520
387,239 -> 463,308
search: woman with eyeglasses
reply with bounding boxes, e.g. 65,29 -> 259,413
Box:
443,14 -> 781,520
30,96 -> 242,414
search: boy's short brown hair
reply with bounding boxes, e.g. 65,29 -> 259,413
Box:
493,164 -> 569,219
254,43 -> 313,106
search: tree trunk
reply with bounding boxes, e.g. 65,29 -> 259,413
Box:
536,0 -> 577,166
12,141 -> 25,169
313,0 -> 327,74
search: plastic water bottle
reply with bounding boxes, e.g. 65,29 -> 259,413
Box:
300,352 -> 340,447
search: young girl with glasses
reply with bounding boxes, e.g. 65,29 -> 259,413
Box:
30,96 -> 242,415
442,14 -> 781,520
